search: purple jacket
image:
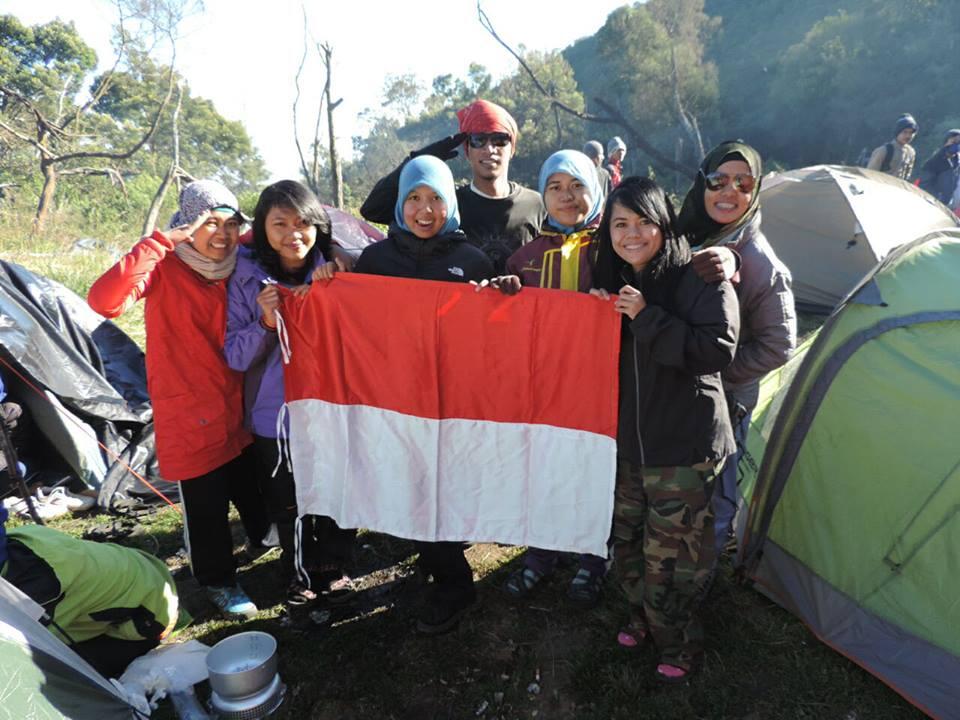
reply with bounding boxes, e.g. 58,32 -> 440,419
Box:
225,248 -> 325,438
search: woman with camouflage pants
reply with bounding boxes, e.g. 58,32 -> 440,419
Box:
590,177 -> 739,683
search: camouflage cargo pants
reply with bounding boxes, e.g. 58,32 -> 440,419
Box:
612,459 -> 718,670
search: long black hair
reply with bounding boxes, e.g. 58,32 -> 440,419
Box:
252,180 -> 332,281
593,176 -> 691,302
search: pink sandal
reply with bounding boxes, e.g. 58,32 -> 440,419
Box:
616,624 -> 648,648
654,662 -> 693,684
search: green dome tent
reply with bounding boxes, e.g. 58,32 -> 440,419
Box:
0,577 -> 141,719
739,229 -> 960,719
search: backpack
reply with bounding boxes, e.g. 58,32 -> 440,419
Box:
861,142 -> 895,171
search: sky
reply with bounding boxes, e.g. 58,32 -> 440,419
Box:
1,0 -> 630,181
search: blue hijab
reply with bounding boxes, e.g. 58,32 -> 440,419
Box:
538,149 -> 603,233
395,156 -> 461,236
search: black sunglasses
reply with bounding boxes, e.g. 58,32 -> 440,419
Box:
467,133 -> 511,149
702,170 -> 757,194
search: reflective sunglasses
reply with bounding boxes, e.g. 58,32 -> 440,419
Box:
702,170 -> 757,194
467,132 -> 511,149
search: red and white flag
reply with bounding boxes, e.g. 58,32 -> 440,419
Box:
279,274 -> 621,556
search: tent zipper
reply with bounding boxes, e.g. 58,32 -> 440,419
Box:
632,335 -> 646,467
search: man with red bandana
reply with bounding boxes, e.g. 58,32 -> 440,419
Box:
360,99 -> 546,271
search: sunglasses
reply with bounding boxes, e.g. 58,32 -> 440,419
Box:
702,171 -> 757,194
467,133 -> 511,149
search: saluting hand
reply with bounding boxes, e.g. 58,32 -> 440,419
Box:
165,211 -> 211,245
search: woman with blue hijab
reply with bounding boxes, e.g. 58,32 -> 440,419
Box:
351,156 -> 495,635
502,149 -> 607,607
506,149 -> 603,292
353,155 -> 494,282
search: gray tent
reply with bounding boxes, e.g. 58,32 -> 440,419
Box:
0,577 -> 141,719
759,165 -> 959,311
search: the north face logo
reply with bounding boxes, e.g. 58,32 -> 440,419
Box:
448,266 -> 464,277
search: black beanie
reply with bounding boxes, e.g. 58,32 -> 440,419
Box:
894,114 -> 918,135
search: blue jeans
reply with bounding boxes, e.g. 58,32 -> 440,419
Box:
712,409 -> 751,552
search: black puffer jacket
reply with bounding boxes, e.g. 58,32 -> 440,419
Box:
617,263 -> 739,467
354,225 -> 494,283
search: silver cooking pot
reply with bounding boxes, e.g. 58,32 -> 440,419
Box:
206,631 -> 278,701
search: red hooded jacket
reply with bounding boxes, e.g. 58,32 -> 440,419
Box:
88,230 -> 250,480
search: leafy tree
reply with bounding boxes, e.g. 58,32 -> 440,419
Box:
704,0 -> 960,169
0,12 -> 174,232
563,0 -> 718,182
95,48 -> 266,192
490,50 -> 586,186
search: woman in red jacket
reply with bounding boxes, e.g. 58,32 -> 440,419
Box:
88,180 -> 269,619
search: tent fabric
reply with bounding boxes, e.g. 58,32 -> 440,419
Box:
0,260 -> 173,509
279,274 -> 620,556
0,577 -> 138,719
752,542 -> 960,720
739,229 -> 960,719
323,205 -> 384,251
759,165 -> 959,311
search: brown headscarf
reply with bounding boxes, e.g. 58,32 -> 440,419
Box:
677,140 -> 763,248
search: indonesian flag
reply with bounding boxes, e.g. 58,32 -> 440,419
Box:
279,274 -> 621,557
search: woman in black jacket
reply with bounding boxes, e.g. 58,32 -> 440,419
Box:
353,156 -> 494,283
350,155 -> 503,635
591,177 -> 739,682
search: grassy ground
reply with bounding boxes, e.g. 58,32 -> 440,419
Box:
23,507 -> 925,720
0,210 -> 926,719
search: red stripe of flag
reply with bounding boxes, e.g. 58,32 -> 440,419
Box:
280,274 -> 620,438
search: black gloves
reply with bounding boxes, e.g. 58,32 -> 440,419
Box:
411,133 -> 468,162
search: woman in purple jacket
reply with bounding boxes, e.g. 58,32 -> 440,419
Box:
225,180 -> 354,605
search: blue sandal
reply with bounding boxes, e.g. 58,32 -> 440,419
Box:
503,566 -> 545,598
566,568 -> 603,608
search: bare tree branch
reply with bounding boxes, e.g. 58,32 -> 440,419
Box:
57,166 -> 127,192
143,80 -> 185,235
669,44 -> 705,160
54,54 -> 175,165
477,2 -> 605,124
0,86 -> 70,143
0,119 -> 55,158
592,98 -> 696,177
476,1 -> 696,179
292,7 -> 317,190
320,42 -> 343,208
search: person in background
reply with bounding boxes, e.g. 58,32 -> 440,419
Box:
88,180 -> 268,620
583,140 -> 613,198
224,180 -> 355,607
606,136 -> 627,188
1,505 -> 180,678
678,140 -> 797,553
502,149 -> 607,607
918,129 -> 960,205
360,99 -> 546,270
866,114 -> 918,180
592,176 -> 739,683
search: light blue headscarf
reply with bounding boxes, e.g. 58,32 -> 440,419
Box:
395,156 -> 461,236
538,150 -> 603,233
